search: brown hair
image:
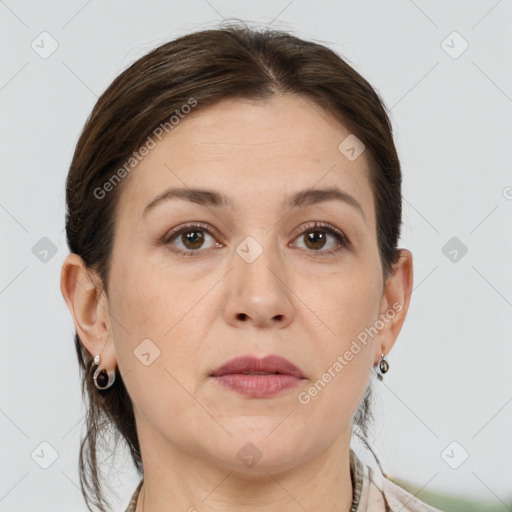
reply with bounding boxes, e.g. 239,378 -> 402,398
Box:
64,21 -> 400,511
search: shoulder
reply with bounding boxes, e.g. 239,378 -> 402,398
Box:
125,478 -> 143,512
367,464 -> 444,512
350,449 -> 443,512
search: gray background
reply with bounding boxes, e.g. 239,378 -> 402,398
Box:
1,0 -> 511,510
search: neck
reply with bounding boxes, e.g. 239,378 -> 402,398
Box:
134,422 -> 354,512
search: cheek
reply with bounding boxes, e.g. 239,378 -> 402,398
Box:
108,260 -> 212,382
301,268 -> 379,398
311,266 -> 382,344
110,250 -> 198,335
299,314 -> 374,436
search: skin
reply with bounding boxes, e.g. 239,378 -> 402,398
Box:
61,93 -> 413,512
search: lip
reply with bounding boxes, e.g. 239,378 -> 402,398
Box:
210,355 -> 306,398
211,355 -> 305,378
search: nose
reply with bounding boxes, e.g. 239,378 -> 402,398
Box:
222,242 -> 294,329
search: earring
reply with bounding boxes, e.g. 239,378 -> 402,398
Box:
376,351 -> 389,381
91,354 -> 116,390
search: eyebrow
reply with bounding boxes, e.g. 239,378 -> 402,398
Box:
142,185 -> 366,223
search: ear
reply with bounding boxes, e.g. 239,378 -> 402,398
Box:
373,249 -> 413,366
60,253 -> 117,372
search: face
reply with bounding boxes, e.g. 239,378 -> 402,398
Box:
94,94 -> 400,473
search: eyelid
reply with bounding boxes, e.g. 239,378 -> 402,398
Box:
291,221 -> 347,244
162,221 -> 218,244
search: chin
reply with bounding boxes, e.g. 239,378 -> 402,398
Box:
205,432 -> 311,475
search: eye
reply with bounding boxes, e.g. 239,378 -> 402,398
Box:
291,222 -> 348,255
163,222 -> 222,256
162,221 -> 349,257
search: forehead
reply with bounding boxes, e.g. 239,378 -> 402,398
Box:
116,93 -> 375,223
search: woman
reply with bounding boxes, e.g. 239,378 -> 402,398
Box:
60,23 -> 442,512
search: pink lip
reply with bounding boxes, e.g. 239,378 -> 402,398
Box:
210,355 -> 306,398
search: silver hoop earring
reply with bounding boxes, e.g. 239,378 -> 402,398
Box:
376,352 -> 389,381
91,354 -> 116,390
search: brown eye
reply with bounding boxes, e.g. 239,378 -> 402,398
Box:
163,222 -> 221,256
162,221 -> 347,257
293,222 -> 348,255
303,230 -> 328,250
180,229 -> 205,250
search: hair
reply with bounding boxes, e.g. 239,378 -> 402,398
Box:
64,21 -> 401,512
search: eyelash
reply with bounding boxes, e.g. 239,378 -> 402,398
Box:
162,221 -> 349,257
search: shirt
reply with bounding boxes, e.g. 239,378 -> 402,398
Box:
124,449 -> 443,511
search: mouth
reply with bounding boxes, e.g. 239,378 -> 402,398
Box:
210,354 -> 306,398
